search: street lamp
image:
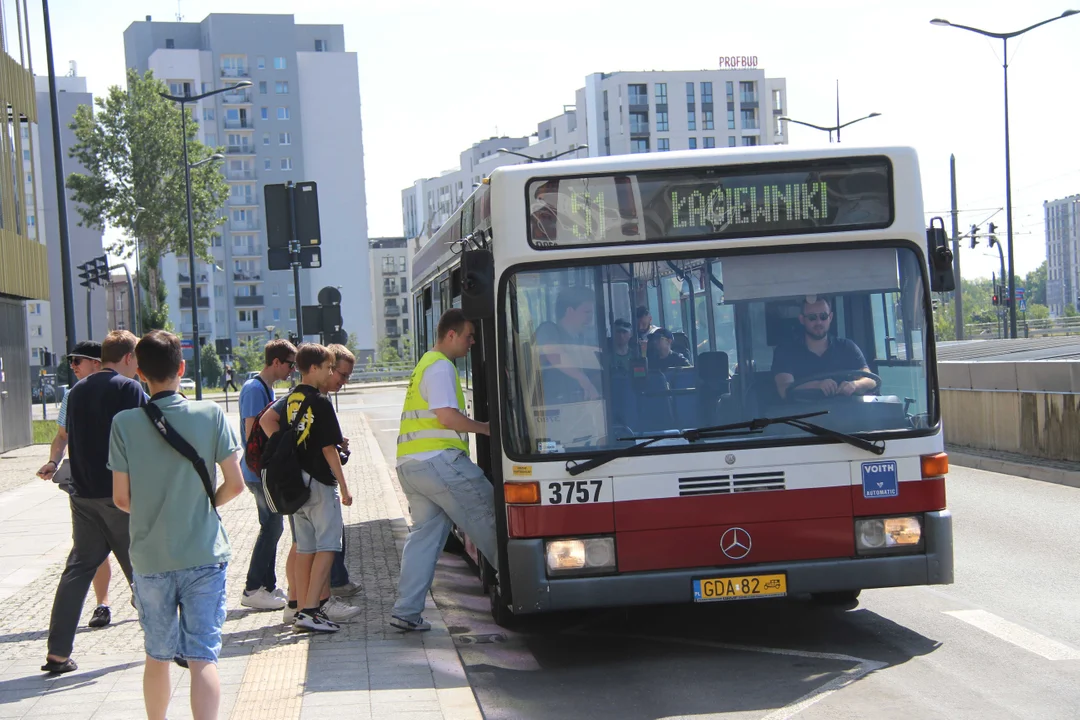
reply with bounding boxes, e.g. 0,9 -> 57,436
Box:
160,81 -> 249,399
931,10 -> 1079,338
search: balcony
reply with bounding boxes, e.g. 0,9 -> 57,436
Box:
384,304 -> 401,317
231,219 -> 261,231
232,242 -> 263,257
223,119 -> 255,130
226,145 -> 255,155
385,327 -> 401,338
227,169 -> 257,180
221,91 -> 252,104
740,92 -> 758,104
234,295 -> 264,307
178,273 -> 210,284
228,195 -> 259,206
220,67 -> 250,78
628,94 -> 649,107
381,266 -> 400,275
233,271 -> 262,282
179,295 -> 210,309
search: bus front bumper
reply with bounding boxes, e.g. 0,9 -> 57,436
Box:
504,510 -> 953,615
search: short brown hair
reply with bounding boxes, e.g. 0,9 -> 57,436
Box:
101,330 -> 138,364
437,308 -> 469,340
295,343 -> 331,373
327,343 -> 355,367
135,330 -> 182,383
264,338 -> 297,367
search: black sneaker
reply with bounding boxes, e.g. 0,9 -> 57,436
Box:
88,605 -> 111,629
294,608 -> 340,633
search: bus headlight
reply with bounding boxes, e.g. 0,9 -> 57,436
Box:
855,516 -> 922,554
545,537 -> 617,576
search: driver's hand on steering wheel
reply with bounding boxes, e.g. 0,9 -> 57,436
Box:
817,378 -> 839,396
837,381 -> 857,396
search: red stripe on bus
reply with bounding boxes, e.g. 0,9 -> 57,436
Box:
852,478 -> 946,515
616,517 -> 854,573
613,486 -> 852,532
507,503 -> 615,538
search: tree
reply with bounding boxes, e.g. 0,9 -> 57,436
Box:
66,69 -> 228,312
345,332 -> 362,361
1064,304 -> 1078,318
1025,303 -> 1050,321
137,264 -> 170,332
200,342 -> 224,387
1024,261 -> 1047,306
233,337 -> 265,374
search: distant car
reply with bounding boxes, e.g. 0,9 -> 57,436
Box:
246,371 -> 259,381
179,378 -> 196,391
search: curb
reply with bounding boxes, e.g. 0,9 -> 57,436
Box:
356,412 -> 484,720
947,449 -> 1080,489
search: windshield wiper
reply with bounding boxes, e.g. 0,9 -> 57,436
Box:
566,411 -> 884,476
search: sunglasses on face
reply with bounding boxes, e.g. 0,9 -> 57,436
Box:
69,358 -> 82,367
803,312 -> 831,322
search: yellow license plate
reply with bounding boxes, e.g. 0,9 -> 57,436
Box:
693,573 -> 787,602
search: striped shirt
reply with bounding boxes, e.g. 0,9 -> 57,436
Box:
56,391 -> 69,429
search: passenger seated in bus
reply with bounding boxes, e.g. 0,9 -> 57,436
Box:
533,286 -> 601,401
648,328 -> 691,371
608,319 -> 634,373
772,297 -> 875,399
635,306 -> 660,356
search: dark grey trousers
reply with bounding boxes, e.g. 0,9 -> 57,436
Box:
46,495 -> 134,658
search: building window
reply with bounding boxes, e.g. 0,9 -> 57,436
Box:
260,107 -> 269,121
703,110 -> 714,130
262,132 -> 270,146
277,107 -> 290,120
275,81 -> 289,94
257,56 -> 266,70
688,137 -> 697,149
22,149 -> 30,161
214,285 -> 224,298
279,132 -> 291,145
631,139 -> 649,153
169,81 -> 192,97
628,83 -> 648,105
726,81 -> 734,102
280,157 -> 293,171
203,108 -> 214,121
630,112 -> 649,134
701,82 -> 713,104
742,136 -> 759,146
727,110 -> 736,129
289,307 -> 296,320
739,81 -> 756,103
741,109 -> 757,129
656,111 -> 669,132
274,57 -> 287,70
657,138 -> 670,152
773,89 -> 783,111
655,82 -> 667,104
314,39 -> 327,52
687,111 -> 696,131
272,309 -> 280,321
728,136 -> 737,147
259,81 -> 267,95
685,82 -> 695,104
165,38 -> 175,49
703,137 -> 716,149
204,133 -> 217,147
775,117 -> 784,136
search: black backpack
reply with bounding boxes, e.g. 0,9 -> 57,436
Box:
261,392 -> 315,515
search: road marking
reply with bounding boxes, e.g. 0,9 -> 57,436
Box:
943,609 -> 1080,661
578,632 -> 885,719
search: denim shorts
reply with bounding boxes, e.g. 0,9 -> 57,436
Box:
292,472 -> 343,554
132,562 -> 228,664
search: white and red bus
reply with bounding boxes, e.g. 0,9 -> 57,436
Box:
411,146 -> 955,625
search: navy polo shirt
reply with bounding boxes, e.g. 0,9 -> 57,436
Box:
771,336 -> 868,386
65,369 -> 147,498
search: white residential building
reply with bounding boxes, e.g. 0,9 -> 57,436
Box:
1045,194 -> 1080,316
367,237 -> 412,357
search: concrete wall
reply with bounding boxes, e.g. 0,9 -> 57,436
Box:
0,296 -> 32,452
939,361 -> 1080,461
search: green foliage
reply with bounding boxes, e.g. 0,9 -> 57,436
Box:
233,337 -> 265,374
1064,304 -> 1078,318
32,420 -> 55,445
1024,261 -> 1047,306
345,332 -> 362,361
1025,303 -> 1050,320
371,336 -> 414,369
54,360 -> 73,387
137,263 -> 171,332
65,69 -> 228,309
200,342 -> 224,387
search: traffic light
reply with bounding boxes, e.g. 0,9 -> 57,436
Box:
77,262 -> 93,289
992,288 -> 999,306
969,224 -> 979,249
92,256 -> 109,286
302,286 -> 345,344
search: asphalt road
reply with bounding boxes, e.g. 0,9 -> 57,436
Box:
357,387 -> 1080,719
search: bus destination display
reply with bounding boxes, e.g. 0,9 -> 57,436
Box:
527,158 -> 892,248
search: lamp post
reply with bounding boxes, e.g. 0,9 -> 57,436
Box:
160,81 -> 248,399
931,10 -> 1079,338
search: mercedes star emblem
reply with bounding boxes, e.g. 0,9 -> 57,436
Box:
720,527 -> 752,560
725,454 -> 736,465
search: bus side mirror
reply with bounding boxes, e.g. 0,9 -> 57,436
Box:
927,217 -> 955,292
461,248 -> 495,320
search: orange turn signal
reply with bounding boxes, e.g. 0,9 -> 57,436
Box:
505,481 -> 540,505
921,453 -> 949,479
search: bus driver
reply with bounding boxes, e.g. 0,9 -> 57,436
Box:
773,297 -> 876,400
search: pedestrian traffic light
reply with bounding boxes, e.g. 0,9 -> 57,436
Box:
992,289 -> 999,306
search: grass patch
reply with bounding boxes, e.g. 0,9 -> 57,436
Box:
32,419 -> 56,445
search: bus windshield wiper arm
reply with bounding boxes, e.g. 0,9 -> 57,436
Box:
565,436 -> 670,476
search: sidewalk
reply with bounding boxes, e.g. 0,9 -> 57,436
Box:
0,411 -> 482,720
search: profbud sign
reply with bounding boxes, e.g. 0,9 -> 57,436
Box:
719,55 -> 759,69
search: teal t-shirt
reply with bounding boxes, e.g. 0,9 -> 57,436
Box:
108,393 -> 241,575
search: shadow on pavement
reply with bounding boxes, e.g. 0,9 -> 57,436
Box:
0,660 -> 140,704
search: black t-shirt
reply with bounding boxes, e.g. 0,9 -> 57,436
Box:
277,385 -> 343,486
771,336 -> 868,386
653,351 -> 690,370
66,369 -> 147,498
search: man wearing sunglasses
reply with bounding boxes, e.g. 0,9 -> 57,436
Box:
773,297 -> 874,400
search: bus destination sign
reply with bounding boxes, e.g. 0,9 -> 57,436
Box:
527,158 -> 892,249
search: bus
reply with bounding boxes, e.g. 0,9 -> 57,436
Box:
410,146 -> 955,625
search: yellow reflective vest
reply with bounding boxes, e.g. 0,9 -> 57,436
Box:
396,351 -> 469,458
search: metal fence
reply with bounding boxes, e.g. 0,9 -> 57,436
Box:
965,316 -> 1080,339
350,362 -> 413,383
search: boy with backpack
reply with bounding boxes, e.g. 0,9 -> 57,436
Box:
239,339 -> 297,611
260,343 -> 354,633
109,330 -> 246,720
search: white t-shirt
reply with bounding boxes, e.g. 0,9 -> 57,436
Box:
397,359 -> 463,466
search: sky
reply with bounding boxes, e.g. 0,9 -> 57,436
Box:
13,0 -> 1080,283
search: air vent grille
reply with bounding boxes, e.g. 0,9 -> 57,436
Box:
678,470 -> 785,497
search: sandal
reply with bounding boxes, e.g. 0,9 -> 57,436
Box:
41,658 -> 77,674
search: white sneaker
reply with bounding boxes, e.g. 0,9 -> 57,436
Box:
294,609 -> 340,633
271,588 -> 288,601
241,588 -> 287,611
322,596 -> 363,622
283,605 -> 298,625
330,581 -> 363,597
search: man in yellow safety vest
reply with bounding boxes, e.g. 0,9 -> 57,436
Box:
391,309 -> 498,632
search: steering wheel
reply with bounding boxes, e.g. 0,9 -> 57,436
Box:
788,370 -> 881,402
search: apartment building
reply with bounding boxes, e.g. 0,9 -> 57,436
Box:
402,67 -> 788,240
25,72 -> 107,372
124,13 -> 373,360
1045,195 -> 1080,315
368,237 -> 412,356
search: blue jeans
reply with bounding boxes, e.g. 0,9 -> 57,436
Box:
132,562 -> 227,663
244,482 -> 283,593
331,530 -> 349,588
392,450 -> 498,622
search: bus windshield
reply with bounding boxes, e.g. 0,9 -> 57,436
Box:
501,245 -> 933,458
